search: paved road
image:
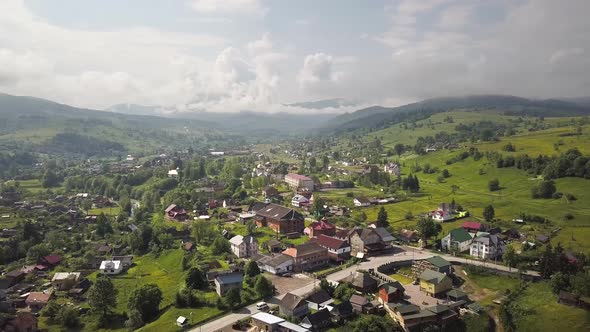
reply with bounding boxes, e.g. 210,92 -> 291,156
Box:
192,246 -> 538,331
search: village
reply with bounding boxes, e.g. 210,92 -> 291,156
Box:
0,141 -> 587,332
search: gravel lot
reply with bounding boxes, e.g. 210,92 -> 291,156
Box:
265,272 -> 314,295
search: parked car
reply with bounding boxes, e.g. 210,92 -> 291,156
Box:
256,302 -> 269,311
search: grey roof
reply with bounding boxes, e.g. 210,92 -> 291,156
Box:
257,254 -> 293,268
381,281 -> 406,293
343,271 -> 378,289
280,293 -> 307,311
278,321 -> 309,332
425,304 -> 450,314
255,203 -> 303,221
426,256 -> 451,268
474,234 -> 501,246
215,272 -> 243,285
305,290 -> 332,304
446,288 -> 467,298
374,227 -> 395,242
419,269 -> 448,284
349,294 -> 368,305
389,303 -> 421,315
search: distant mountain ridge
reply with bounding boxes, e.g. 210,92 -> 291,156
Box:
283,98 -> 358,109
322,94 -> 590,133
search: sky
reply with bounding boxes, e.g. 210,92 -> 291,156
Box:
0,0 -> 589,112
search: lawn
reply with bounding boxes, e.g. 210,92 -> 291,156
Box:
138,306 -> 224,332
89,206 -> 121,216
512,282 -> 590,332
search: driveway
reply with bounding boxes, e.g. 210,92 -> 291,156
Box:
265,273 -> 313,295
403,284 -> 441,308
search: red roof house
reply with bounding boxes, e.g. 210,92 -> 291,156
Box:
165,204 -> 188,221
315,234 -> 351,262
462,221 -> 482,232
41,255 -> 62,267
308,218 -> 336,238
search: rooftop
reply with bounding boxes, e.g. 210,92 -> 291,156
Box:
425,256 -> 451,268
251,312 -> 284,325
215,272 -> 243,285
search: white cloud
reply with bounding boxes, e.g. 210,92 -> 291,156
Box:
297,53 -> 340,88
189,0 -> 267,17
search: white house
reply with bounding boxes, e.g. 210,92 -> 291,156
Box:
431,210 -> 453,222
99,260 -> 122,275
257,254 -> 294,275
176,316 -> 188,327
441,228 -> 473,253
284,174 -> 315,191
167,169 -> 179,178
229,235 -> 258,258
384,163 -> 400,176
291,194 -> 310,207
470,234 -> 505,259
353,197 -> 371,207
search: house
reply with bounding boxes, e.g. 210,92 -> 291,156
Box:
462,221 -> 483,233
399,229 -> 419,243
342,271 -> 379,293
167,169 -> 179,178
257,254 -> 294,275
251,312 -> 284,332
253,203 -> 305,234
214,273 -> 243,296
112,255 -> 134,269
537,234 -> 550,243
384,163 -> 400,175
441,228 -> 473,253
291,195 -> 310,208
353,197 -> 371,207
283,242 -> 328,272
4,270 -> 25,286
329,301 -> 354,322
470,233 -> 505,259
373,227 -> 396,243
306,219 -> 336,238
176,316 -> 187,327
51,272 -> 81,291
229,235 -> 259,258
424,304 -> 458,326
25,291 -> 52,311
284,174 -> 315,191
266,239 -> 283,253
262,186 -> 279,199
314,235 -> 351,262
279,293 -> 310,318
96,244 -> 112,256
386,303 -> 436,331
68,278 -> 92,298
446,289 -> 468,302
305,289 -> 334,311
40,255 -> 61,268
431,210 -> 453,222
165,204 -> 188,221
349,295 -> 371,314
412,256 -> 453,277
300,308 -> 331,331
378,281 -> 406,303
3,312 -> 38,332
348,227 -> 392,257
99,260 -> 123,275
419,269 -> 453,297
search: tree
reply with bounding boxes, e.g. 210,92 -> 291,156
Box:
26,243 -> 50,263
442,169 -> 451,178
319,278 -> 335,296
483,205 -> 495,222
311,196 -> 326,218
186,267 -> 207,290
570,271 -> 590,296
531,180 -> 556,199
352,314 -> 399,332
56,306 -> 80,328
334,283 -> 355,301
88,275 -> 118,323
42,169 -> 60,188
488,178 -> 500,191
539,243 -> 556,279
246,221 -> 256,235
416,218 -> 442,247
377,206 -> 389,228
549,272 -> 570,294
125,309 -> 144,329
211,237 -> 230,255
245,260 -> 261,278
394,143 -> 405,157
254,275 -> 274,298
224,287 -> 242,311
128,284 -> 163,322
503,244 -> 518,271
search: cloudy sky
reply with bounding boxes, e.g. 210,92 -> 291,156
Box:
0,0 -> 589,112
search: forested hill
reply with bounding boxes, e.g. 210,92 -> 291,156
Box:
322,95 -> 590,134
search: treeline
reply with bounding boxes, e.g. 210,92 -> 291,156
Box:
40,133 -> 126,157
492,148 -> 590,179
0,151 -> 36,179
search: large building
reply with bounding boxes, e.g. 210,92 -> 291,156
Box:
252,203 -> 305,234
283,242 -> 328,272
285,173 -> 315,191
229,235 -> 258,258
470,233 -> 505,259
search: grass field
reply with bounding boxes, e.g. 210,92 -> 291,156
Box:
512,282 -> 590,332
89,206 -> 121,216
138,307 -> 224,332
